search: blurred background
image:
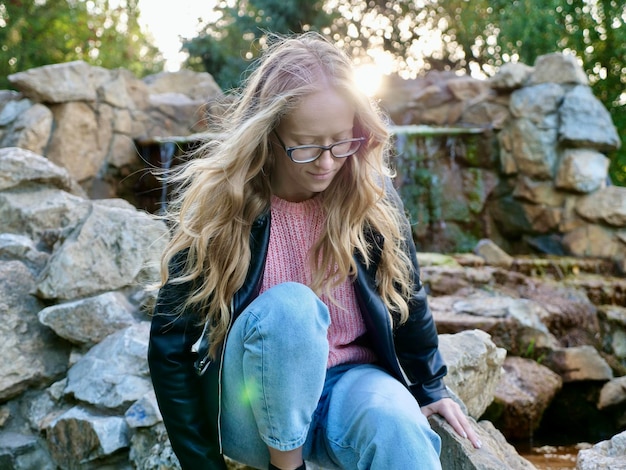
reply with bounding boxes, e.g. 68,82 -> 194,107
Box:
1,0 -> 624,184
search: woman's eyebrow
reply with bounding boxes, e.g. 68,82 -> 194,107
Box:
289,129 -> 354,139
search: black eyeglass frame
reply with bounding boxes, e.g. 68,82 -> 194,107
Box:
273,131 -> 365,164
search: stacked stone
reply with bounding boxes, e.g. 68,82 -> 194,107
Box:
0,61 -> 221,185
378,54 -> 625,271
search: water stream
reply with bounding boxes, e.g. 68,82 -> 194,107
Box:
158,141 -> 176,214
518,443 -> 580,469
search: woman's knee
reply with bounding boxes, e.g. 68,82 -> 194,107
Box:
240,282 -> 330,359
254,282 -> 331,330
328,366 -> 441,452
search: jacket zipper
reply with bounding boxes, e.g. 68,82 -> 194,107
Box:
381,303 -> 413,387
216,298 -> 234,454
191,321 -> 211,375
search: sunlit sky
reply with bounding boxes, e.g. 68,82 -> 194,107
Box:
136,2 -> 625,104
137,0 -> 384,95
138,0 -> 217,72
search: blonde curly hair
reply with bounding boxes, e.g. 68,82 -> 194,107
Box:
160,32 -> 415,359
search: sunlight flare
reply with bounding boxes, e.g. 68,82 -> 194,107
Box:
353,63 -> 384,97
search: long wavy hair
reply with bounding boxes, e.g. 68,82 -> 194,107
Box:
160,32 -> 415,359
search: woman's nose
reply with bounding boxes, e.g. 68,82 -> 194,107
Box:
314,149 -> 334,169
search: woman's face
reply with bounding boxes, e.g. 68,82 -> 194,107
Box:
271,87 -> 356,202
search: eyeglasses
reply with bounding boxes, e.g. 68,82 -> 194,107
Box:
273,131 -> 365,164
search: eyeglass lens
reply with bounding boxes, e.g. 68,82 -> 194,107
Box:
290,139 -> 362,162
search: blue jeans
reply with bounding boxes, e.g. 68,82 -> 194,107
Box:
221,282 -> 442,469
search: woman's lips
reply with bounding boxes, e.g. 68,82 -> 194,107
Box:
309,171 -> 333,180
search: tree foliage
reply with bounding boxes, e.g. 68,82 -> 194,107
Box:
181,0 -> 335,91
183,0 -> 625,184
0,0 -> 165,89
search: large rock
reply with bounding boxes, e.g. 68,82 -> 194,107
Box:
0,432 -> 54,470
474,239 -> 514,268
129,423 -> 181,470
0,94 -> 31,125
543,345 -> 613,382
512,176 -> 566,207
432,294 -> 560,356
0,103 -> 53,155
598,376 -> 626,410
0,261 -> 70,401
36,199 -> 168,300
0,187 -> 91,239
483,356 -> 562,440
576,430 -> 626,470
421,264 -> 495,296
125,391 -> 162,428
46,101 -> 106,182
513,278 -> 600,348
518,201 -> 563,234
143,69 -> 222,102
46,406 -> 130,469
446,76 -> 492,102
460,100 -> 511,129
63,322 -> 152,410
559,85 -> 621,151
597,306 -> 626,366
0,147 -> 84,196
530,53 -> 589,86
38,292 -> 138,347
0,233 -> 49,272
509,83 -> 563,127
438,330 -> 507,418
576,186 -> 626,227
562,223 -> 626,260
431,415 -> 537,470
555,148 -> 610,193
99,69 -> 141,109
499,118 -> 559,179
8,61 -> 110,103
489,62 -> 533,90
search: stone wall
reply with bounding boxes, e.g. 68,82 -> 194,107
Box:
2,148 -> 624,469
1,56 -> 625,469
1,60 -> 221,202
0,53 -> 624,271
0,146 -> 529,469
378,53 -> 624,270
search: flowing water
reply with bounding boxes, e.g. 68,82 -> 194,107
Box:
518,443 -> 588,469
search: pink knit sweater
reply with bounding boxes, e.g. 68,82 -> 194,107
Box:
260,195 -> 377,368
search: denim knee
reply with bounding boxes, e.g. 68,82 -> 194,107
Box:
248,282 -> 331,339
321,365 -> 442,469
236,282 -> 330,451
361,401 -> 441,453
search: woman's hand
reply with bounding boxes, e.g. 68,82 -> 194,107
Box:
421,397 -> 482,449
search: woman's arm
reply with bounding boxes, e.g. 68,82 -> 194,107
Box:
388,184 -> 481,448
393,267 -> 450,405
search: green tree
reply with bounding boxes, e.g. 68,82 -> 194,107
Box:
182,0 -> 625,184
334,0 -> 626,186
0,0 -> 164,89
484,0 -> 625,185
182,0 -> 335,90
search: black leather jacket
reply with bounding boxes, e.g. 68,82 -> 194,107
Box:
148,210 -> 449,470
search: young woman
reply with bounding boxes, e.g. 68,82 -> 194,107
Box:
148,32 -> 481,470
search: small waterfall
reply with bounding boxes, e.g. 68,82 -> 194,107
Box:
390,124 -> 487,252
159,141 -> 176,214
132,135 -> 204,214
